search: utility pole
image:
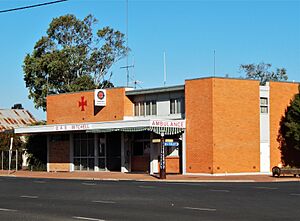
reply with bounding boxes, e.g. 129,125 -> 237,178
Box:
163,52 -> 167,86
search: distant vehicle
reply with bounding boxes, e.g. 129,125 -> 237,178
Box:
272,166 -> 300,177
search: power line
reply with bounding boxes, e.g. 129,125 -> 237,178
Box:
0,0 -> 68,14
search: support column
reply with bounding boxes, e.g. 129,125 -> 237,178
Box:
46,135 -> 50,172
16,150 -> 18,171
69,134 -> 74,172
150,133 -> 159,175
182,131 -> 186,175
94,133 -> 99,172
121,132 -> 129,173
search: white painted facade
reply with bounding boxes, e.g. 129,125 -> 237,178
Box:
259,84 -> 270,173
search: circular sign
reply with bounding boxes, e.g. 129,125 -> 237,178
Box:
97,91 -> 105,100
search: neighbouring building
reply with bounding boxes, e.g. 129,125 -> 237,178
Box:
0,104 -> 37,169
15,77 -> 299,175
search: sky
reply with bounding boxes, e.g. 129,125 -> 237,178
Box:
0,0 -> 299,121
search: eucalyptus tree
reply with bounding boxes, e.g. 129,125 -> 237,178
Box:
23,14 -> 127,110
240,62 -> 288,85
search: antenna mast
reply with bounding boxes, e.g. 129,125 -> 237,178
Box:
126,0 -> 129,86
164,52 -> 167,86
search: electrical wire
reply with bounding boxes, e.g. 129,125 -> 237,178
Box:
0,0 -> 68,14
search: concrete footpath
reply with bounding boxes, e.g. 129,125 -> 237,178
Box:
1,170 -> 300,183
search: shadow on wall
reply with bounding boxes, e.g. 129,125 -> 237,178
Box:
26,135 -> 47,171
277,88 -> 300,167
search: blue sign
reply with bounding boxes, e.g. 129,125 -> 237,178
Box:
164,142 -> 179,147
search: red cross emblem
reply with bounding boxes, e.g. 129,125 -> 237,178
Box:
78,96 -> 87,111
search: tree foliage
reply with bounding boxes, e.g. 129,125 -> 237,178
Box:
0,133 -> 23,151
23,14 -> 127,110
278,85 -> 300,167
240,62 -> 288,85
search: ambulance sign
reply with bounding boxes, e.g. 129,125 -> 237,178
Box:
94,89 -> 106,106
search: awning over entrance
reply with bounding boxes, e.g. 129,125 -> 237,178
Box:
87,126 -> 184,135
15,119 -> 185,136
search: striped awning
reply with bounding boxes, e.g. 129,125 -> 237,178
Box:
87,126 -> 184,135
87,127 -> 149,134
15,119 -> 185,136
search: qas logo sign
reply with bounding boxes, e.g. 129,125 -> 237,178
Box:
97,90 -> 105,100
94,89 -> 106,106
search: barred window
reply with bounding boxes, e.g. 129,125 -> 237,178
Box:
134,101 -> 157,116
170,98 -> 185,114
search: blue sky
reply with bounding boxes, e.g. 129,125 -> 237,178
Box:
0,0 -> 299,120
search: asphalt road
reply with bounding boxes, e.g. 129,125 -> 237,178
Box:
0,177 -> 300,221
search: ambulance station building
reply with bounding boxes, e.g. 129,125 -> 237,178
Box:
15,77 -> 299,175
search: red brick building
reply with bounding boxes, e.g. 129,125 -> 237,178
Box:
15,77 -> 299,175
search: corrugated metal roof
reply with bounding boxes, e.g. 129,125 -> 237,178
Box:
0,109 -> 37,132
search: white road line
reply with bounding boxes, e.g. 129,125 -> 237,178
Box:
168,183 -> 207,186
183,207 -> 216,211
82,183 -> 96,186
0,208 -> 17,212
33,181 -> 46,184
20,195 -> 39,199
290,193 -> 300,196
255,187 -> 278,190
92,200 -> 116,204
138,186 -> 155,189
73,216 -> 106,221
210,189 -> 230,192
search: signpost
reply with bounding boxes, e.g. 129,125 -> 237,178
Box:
164,142 -> 179,147
160,137 -> 166,179
159,132 -> 167,179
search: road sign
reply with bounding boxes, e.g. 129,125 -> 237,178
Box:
152,139 -> 161,143
164,142 -> 179,147
165,139 -> 173,142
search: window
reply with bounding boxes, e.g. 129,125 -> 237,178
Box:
73,133 -> 95,171
140,102 -> 145,116
170,99 -> 176,114
134,103 -> 139,116
145,101 -> 151,115
132,132 -> 150,156
134,101 -> 157,116
170,98 -> 184,114
151,102 -> 157,115
260,97 -> 268,113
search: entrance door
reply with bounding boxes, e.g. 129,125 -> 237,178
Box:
131,132 -> 150,172
260,143 -> 270,172
106,132 -> 121,171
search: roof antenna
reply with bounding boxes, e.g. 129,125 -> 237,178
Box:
120,0 -> 134,87
164,51 -> 167,86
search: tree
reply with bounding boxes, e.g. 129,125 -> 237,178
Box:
23,121 -> 47,171
240,62 -> 288,85
278,85 -> 300,167
23,14 -> 127,111
0,133 -> 24,170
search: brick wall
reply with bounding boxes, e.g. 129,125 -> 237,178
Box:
212,78 -> 260,173
47,88 -> 133,124
269,82 -> 299,169
185,78 -> 214,173
48,139 -> 70,172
